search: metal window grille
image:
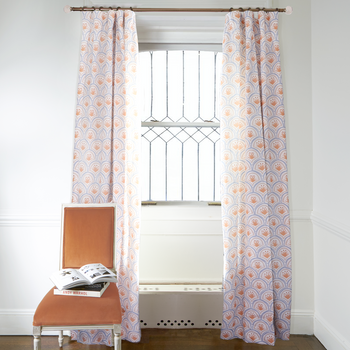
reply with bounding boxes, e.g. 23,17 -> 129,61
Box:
139,51 -> 222,202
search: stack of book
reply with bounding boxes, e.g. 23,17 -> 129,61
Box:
50,263 -> 117,298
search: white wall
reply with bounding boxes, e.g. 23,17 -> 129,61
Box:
0,0 -> 314,336
312,0 -> 350,349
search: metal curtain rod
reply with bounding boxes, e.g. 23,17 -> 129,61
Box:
64,5 -> 293,14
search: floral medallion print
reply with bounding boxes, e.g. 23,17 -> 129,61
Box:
220,11 -> 291,345
71,10 -> 141,345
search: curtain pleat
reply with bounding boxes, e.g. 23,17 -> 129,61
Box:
71,10 -> 141,345
220,11 -> 291,345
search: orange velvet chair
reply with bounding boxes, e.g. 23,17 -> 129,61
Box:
33,203 -> 122,349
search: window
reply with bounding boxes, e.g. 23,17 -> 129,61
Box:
138,51 -> 222,202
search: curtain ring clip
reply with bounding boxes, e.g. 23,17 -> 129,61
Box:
130,6 -> 133,11
229,7 -> 233,12
99,6 -> 103,11
238,7 -> 243,11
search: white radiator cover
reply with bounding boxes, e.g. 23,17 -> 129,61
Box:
139,286 -> 223,329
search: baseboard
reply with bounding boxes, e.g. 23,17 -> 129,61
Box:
290,309 -> 314,335
0,310 -> 68,336
0,306 -> 314,335
314,313 -> 350,350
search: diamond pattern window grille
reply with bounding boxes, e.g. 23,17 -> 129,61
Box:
139,51 -> 222,201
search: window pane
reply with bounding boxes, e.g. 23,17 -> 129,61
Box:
199,52 -> 215,122
168,51 -> 183,123
138,52 -> 151,121
167,138 -> 182,200
184,51 -> 199,123
150,137 -> 165,200
152,51 -> 167,121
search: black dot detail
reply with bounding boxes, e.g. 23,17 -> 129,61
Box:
184,323 -> 187,326
171,323 -> 173,326
157,323 -> 160,326
181,320 -> 184,323
174,320 -> 177,323
164,323 -> 167,326
219,323 -> 222,326
188,320 -> 191,322
144,323 -> 147,326
178,323 -> 181,326
191,323 -> 194,326
161,320 -> 164,322
140,320 -> 143,323
209,320 -> 212,322
215,320 -> 219,323
212,323 -> 215,326
168,320 -> 170,322
205,323 -> 208,326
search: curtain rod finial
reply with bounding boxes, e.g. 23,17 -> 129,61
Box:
64,5 -> 71,13
285,6 -> 293,15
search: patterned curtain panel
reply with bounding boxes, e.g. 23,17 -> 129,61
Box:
71,10 -> 141,345
220,11 -> 291,345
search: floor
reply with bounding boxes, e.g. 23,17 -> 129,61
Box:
0,329 -> 326,350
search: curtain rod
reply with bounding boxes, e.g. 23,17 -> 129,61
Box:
64,5 -> 293,14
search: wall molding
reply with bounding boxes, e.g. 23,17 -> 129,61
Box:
314,313 -> 350,350
0,210 -> 312,228
290,210 -> 312,222
311,211 -> 350,242
0,215 -> 60,227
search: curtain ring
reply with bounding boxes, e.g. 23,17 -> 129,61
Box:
109,7 -> 113,10
82,6 -> 86,11
247,7 -> 251,10
117,6 -> 120,10
276,7 -> 279,11
238,7 -> 243,11
130,7 -> 133,11
229,7 -> 233,12
99,6 -> 103,11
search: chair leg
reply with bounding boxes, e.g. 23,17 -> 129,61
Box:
113,324 -> 121,350
33,326 -> 41,350
58,330 -> 63,347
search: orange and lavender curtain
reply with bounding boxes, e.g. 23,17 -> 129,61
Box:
220,11 -> 291,344
71,10 -> 140,345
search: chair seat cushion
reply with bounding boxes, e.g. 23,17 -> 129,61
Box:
33,283 -> 122,326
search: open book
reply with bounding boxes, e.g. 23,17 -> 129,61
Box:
50,263 -> 117,290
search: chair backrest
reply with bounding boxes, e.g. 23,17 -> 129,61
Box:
59,203 -> 117,272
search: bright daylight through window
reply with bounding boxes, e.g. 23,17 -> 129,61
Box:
138,51 -> 223,202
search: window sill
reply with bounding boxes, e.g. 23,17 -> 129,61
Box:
141,201 -> 221,206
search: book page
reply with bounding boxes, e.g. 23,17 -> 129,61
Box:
79,263 -> 117,283
50,269 -> 87,290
